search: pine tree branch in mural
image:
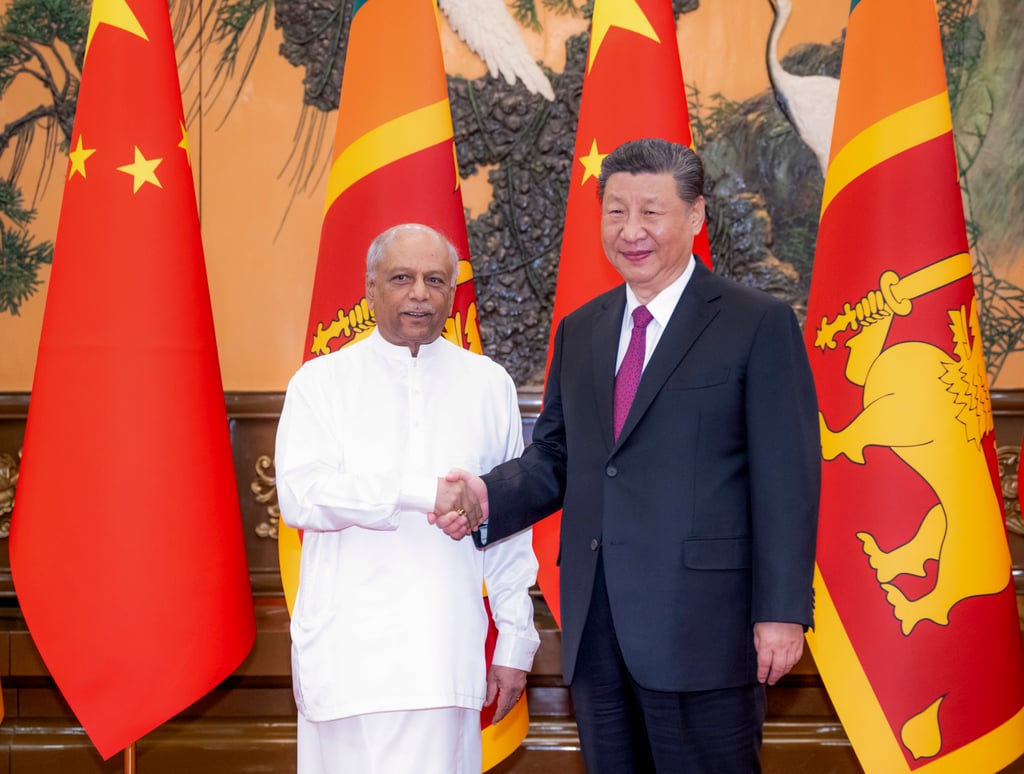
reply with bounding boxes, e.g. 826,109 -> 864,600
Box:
0,0 -> 84,313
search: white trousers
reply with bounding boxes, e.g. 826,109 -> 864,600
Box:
297,707 -> 482,774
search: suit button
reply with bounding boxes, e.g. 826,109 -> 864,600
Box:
606,465 -> 617,477
590,538 -> 600,551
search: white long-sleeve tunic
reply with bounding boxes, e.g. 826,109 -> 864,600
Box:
275,330 -> 539,722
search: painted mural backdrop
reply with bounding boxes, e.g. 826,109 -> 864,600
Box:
0,0 -> 1021,389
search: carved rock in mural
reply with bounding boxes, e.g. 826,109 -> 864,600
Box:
454,33 -> 585,386
276,0 -> 353,111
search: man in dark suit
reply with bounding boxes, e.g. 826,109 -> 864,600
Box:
436,138 -> 820,773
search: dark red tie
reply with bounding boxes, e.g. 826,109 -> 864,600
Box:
613,305 -> 654,441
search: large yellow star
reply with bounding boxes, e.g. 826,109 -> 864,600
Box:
117,146 -> 163,193
178,122 -> 191,166
579,139 -> 608,185
86,0 -> 148,58
588,0 -> 660,73
68,135 -> 96,181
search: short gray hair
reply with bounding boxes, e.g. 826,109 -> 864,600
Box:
597,138 -> 705,205
366,223 -> 460,286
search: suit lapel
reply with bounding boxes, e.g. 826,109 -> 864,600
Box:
614,263 -> 721,448
591,287 -> 626,450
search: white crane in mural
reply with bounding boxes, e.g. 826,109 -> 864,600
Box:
766,0 -> 839,175
441,0 -> 556,100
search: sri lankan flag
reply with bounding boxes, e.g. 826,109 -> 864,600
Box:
534,0 -> 709,627
804,1 -> 1024,771
275,0 -> 526,767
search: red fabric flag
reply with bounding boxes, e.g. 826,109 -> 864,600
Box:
535,0 -> 709,626
804,1 -> 1024,771
274,0 -> 526,765
9,0 -> 256,759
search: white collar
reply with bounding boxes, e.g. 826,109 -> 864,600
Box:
624,255 -> 696,327
367,327 -> 448,362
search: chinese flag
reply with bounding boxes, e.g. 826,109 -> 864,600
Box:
9,0 -> 256,760
804,1 -> 1024,771
535,0 -> 709,627
274,0 -> 526,766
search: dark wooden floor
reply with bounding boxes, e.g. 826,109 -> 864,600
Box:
1,716 -> 1022,774
491,716 -> 1023,774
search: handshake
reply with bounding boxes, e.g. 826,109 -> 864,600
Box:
429,468 -> 488,540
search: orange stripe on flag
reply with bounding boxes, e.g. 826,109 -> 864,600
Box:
828,0 -> 948,165
331,0 -> 449,154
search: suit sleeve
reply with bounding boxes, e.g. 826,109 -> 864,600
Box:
481,372 -> 540,670
746,302 -> 821,627
478,320 -> 570,545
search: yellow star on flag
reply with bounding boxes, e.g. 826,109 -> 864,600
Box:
178,122 -> 191,166
68,135 -> 97,180
588,0 -> 660,73
117,146 -> 163,193
86,0 -> 148,58
579,139 -> 608,185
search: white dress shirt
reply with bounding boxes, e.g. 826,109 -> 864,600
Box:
275,330 -> 539,722
615,255 -> 697,373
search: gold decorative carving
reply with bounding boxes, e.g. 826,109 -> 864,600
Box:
0,451 -> 20,539
252,454 -> 280,540
996,444 -> 1023,537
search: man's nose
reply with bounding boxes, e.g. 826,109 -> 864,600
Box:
409,276 -> 429,298
621,215 -> 647,240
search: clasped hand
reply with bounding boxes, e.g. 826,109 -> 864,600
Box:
428,469 -> 489,540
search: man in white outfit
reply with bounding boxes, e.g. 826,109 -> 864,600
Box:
275,223 -> 539,774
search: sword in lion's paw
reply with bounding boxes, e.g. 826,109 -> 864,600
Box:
815,252 -> 973,350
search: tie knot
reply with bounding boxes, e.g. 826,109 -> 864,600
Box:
632,305 -> 653,330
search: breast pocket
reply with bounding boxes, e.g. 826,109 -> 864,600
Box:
665,366 -> 732,391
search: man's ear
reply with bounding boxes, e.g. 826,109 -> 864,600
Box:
365,275 -> 375,310
690,196 -> 707,230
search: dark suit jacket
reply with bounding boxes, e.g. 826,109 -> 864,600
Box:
479,261 -> 820,692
